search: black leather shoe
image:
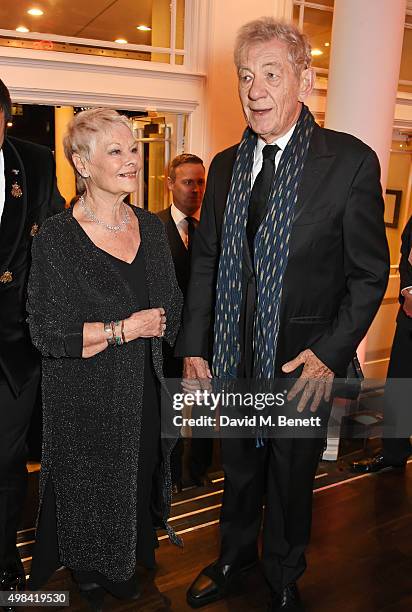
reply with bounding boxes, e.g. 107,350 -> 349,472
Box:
78,582 -> 105,612
351,453 -> 407,474
268,583 -> 303,611
186,560 -> 255,609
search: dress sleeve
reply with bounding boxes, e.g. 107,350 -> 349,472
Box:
27,229 -> 84,358
157,221 -> 183,348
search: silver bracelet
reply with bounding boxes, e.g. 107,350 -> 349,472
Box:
104,321 -> 116,347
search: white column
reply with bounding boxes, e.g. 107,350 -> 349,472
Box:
325,0 -> 405,367
325,0 -> 406,192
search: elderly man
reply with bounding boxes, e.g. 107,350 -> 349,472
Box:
176,18 -> 389,612
157,154 -> 212,491
0,80 -> 64,608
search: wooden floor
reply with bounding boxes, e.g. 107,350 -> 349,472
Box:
16,459 -> 412,611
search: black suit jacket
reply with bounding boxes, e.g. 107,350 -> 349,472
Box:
157,205 -> 190,377
176,124 -> 390,377
0,136 -> 65,396
157,206 -> 191,296
397,215 -> 412,330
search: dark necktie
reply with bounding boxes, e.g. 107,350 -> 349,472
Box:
185,216 -> 198,251
246,144 -> 280,253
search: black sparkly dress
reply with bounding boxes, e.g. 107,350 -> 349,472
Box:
29,248 -> 161,597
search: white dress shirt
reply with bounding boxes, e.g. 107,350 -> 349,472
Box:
251,123 -> 297,186
170,203 -> 200,249
0,149 -> 5,225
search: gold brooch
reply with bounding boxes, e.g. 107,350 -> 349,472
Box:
11,183 -> 23,198
0,270 -> 13,283
30,223 -> 39,236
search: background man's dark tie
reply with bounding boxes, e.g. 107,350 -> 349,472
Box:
186,216 -> 198,252
246,144 -> 280,254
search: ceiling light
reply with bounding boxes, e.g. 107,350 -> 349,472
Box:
16,26 -> 30,33
27,8 -> 44,16
115,38 -> 128,44
7,122 -> 13,127
311,49 -> 323,56
324,42 -> 330,47
136,25 -> 151,31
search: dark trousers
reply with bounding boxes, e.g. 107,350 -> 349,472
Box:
218,435 -> 324,592
0,375 -> 40,570
382,324 -> 412,463
165,357 -> 213,485
170,438 -> 213,484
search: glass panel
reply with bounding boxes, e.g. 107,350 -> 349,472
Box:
132,117 -> 172,212
293,5 -> 300,27
1,1 -> 155,44
302,7 -> 333,71
147,139 -> 167,212
151,0 -> 172,53
151,52 -> 171,63
175,54 -> 184,65
399,27 -> 412,82
0,0 -> 184,63
176,0 -> 185,50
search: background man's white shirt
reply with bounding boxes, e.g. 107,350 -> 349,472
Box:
251,123 -> 296,186
171,203 -> 200,249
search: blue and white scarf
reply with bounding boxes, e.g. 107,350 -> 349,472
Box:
213,104 -> 315,379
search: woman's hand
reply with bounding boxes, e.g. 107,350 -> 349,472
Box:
123,308 -> 166,341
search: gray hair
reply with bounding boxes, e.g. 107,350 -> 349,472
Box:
63,108 -> 133,192
234,17 -> 312,79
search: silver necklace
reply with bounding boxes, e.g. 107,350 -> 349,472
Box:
79,194 -> 130,232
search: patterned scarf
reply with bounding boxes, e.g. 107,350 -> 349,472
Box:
213,104 -> 315,379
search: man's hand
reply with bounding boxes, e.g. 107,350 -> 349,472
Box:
282,349 -> 334,413
182,357 -> 212,392
402,290 -> 412,318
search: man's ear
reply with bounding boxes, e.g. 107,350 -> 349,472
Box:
298,67 -> 316,101
72,153 -> 89,178
167,176 -> 174,191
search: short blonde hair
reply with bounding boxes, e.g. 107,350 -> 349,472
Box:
63,108 -> 133,192
234,17 -> 312,79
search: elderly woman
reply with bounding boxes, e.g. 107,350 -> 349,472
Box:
26,108 -> 182,608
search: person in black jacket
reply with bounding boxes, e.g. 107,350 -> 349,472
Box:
157,154 -> 213,492
352,215 -> 412,473
26,108 -> 182,610
0,79 -> 64,607
175,18 -> 389,611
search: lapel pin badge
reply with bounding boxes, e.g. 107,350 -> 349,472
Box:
11,182 -> 23,198
11,169 -> 22,197
0,270 -> 13,284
